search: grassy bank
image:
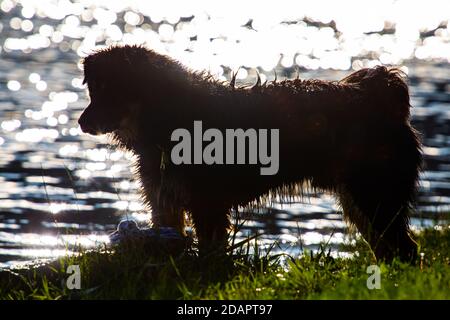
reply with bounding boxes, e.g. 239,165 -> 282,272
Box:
0,226 -> 449,300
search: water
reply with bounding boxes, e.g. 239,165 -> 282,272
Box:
0,0 -> 449,268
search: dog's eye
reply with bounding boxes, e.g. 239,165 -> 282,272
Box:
95,83 -> 106,91
89,82 -> 106,91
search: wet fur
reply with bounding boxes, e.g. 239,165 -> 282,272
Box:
79,45 -> 422,261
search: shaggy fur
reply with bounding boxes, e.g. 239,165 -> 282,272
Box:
78,45 -> 422,261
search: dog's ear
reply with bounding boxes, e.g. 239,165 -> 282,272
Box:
121,45 -> 144,63
82,45 -> 151,80
119,45 -> 152,70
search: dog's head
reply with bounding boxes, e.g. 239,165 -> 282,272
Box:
78,45 -> 153,135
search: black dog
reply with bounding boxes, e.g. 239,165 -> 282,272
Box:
79,45 -> 422,261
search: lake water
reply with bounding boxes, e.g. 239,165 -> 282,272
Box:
0,0 -> 449,268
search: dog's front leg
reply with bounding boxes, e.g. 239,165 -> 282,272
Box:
149,189 -> 185,235
191,206 -> 230,255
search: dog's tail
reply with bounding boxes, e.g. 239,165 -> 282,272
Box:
340,66 -> 411,122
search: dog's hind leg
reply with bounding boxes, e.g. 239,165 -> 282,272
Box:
339,132 -> 421,263
339,187 -> 417,262
338,94 -> 421,262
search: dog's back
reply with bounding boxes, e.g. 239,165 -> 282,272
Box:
147,66 -> 421,261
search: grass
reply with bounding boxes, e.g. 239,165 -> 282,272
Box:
0,225 -> 449,300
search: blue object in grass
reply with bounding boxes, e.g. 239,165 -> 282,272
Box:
109,219 -> 184,245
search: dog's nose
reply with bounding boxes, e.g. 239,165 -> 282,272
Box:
78,105 -> 94,133
78,113 -> 93,134
78,116 -> 86,130
79,122 -> 94,134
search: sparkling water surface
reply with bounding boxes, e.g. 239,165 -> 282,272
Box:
0,0 -> 449,267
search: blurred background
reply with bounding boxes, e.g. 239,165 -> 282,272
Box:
0,0 -> 449,267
